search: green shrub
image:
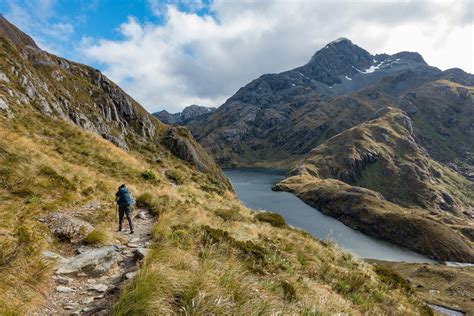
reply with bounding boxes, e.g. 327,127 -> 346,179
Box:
255,212 -> 287,228
141,170 -> 158,181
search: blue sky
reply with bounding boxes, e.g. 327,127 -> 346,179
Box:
1,0 -> 214,68
1,0 -> 472,113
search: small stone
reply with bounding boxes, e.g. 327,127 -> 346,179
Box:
82,307 -> 94,312
56,286 -> 75,293
80,297 -> 94,304
88,283 -> 108,293
127,243 -> 140,248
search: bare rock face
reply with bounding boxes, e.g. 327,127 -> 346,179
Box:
42,213 -> 94,242
161,126 -> 207,172
56,246 -> 119,277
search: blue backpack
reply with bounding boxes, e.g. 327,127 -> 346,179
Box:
117,186 -> 133,206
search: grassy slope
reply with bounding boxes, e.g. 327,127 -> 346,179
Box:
0,26 -> 431,316
0,108 -> 432,315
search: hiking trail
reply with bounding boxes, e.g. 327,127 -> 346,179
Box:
35,206 -> 155,315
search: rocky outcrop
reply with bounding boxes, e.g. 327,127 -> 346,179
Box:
42,213 -> 94,242
161,126 -> 232,189
56,246 -> 119,277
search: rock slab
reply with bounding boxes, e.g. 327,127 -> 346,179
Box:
56,246 -> 119,277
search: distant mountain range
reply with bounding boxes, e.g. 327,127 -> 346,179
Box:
153,104 -> 216,125
169,37 -> 474,262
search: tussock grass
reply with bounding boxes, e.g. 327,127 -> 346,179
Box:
83,228 -> 113,246
255,211 -> 287,228
113,180 -> 430,315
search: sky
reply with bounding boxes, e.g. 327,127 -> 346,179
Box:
1,0 -> 473,113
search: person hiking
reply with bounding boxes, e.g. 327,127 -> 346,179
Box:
115,184 -> 134,234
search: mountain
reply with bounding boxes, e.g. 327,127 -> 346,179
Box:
153,104 -> 216,125
187,38 -> 442,167
0,16 -> 430,315
186,38 -> 474,262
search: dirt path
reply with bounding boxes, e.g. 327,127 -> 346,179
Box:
35,208 -> 155,315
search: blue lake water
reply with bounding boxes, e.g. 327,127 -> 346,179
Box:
225,168 -> 435,263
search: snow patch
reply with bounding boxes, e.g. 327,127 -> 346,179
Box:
360,65 -> 379,74
345,76 -> 352,81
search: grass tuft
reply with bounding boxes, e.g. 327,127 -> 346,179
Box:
255,211 -> 287,228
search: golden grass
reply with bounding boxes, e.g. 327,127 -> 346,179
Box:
0,112 -> 429,315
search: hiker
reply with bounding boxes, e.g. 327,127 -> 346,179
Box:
115,184 -> 134,234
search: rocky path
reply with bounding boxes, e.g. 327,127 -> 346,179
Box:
36,208 -> 155,315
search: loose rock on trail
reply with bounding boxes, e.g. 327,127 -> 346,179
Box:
36,207 -> 154,315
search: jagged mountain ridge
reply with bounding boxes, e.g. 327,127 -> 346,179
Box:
153,104 -> 216,125
187,38 -> 448,168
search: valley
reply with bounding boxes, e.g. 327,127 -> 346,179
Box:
0,15 -> 439,315
0,7 -> 472,314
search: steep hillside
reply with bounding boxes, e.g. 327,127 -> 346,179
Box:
0,17 -> 431,315
275,108 -> 474,262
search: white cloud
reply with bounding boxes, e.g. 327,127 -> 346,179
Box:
4,0 -> 74,53
80,0 -> 473,113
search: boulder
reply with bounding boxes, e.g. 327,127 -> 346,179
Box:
42,212 -> 93,241
56,246 -> 119,277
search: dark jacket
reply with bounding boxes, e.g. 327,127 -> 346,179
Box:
116,187 -> 133,206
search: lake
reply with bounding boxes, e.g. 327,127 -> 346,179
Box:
224,168 -> 435,263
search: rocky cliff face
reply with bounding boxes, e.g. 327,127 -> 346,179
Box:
0,16 -> 229,190
153,104 -> 216,125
